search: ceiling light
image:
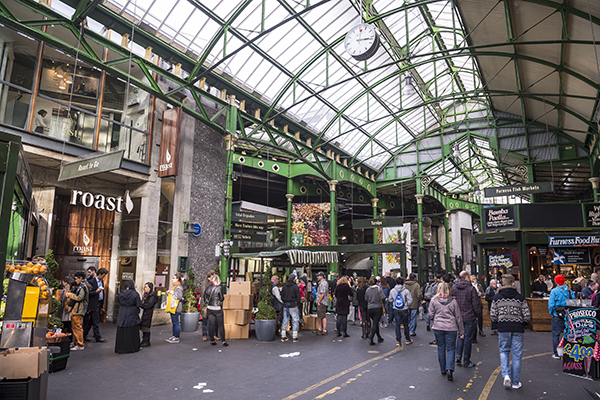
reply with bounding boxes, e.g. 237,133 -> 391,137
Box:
55,65 -> 64,78
452,144 -> 461,158
64,74 -> 73,84
58,80 -> 66,90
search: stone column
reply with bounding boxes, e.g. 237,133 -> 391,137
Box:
590,177 -> 600,202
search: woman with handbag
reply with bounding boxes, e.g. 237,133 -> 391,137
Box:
165,273 -> 184,344
140,282 -> 157,347
205,274 -> 228,347
115,280 -> 143,354
365,278 -> 385,345
333,276 -> 354,338
356,277 -> 370,339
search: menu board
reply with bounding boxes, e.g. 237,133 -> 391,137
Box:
561,307 -> 599,380
483,206 -> 517,231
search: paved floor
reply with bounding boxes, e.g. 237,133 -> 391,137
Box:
46,316 -> 598,400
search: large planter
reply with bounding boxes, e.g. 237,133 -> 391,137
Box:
180,312 -> 200,332
255,319 -> 277,341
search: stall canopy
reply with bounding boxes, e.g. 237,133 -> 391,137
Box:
233,249 -> 338,265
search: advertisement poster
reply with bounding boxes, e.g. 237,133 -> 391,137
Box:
562,307 -> 599,380
550,248 -> 590,265
483,205 -> 517,231
382,224 -> 412,274
291,203 -> 330,246
488,254 -> 513,268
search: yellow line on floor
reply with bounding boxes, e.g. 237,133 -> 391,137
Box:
281,347 -> 401,400
477,352 -> 553,400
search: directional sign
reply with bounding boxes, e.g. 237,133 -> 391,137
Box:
484,181 -> 553,197
231,232 -> 268,242
231,221 -> 267,232
352,217 -> 404,229
231,211 -> 267,223
58,150 -> 124,181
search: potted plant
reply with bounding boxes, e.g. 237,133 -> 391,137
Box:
180,268 -> 200,332
254,263 -> 277,341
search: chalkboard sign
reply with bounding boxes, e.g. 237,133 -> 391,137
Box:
483,206 -> 517,231
520,204 -> 583,228
585,204 -> 600,227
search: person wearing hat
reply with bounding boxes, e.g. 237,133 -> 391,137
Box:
280,273 -> 301,342
315,271 -> 329,335
548,274 -> 574,359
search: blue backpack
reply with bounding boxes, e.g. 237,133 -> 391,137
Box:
394,290 -> 405,309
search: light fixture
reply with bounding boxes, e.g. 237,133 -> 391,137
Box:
64,74 -> 73,84
474,185 -> 482,197
183,221 -> 200,235
55,65 -> 64,78
452,144 -> 461,159
433,101 -> 441,110
58,79 -> 66,90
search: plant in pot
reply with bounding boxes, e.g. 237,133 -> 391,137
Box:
255,264 -> 277,341
180,267 -> 200,332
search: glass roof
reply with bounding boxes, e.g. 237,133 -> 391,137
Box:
101,0 -> 487,172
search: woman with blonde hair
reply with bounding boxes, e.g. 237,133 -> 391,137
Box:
428,282 -> 464,381
333,276 -> 353,338
166,272 -> 184,344
205,274 -> 228,346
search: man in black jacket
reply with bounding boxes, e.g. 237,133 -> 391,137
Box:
280,273 -> 301,342
83,267 -> 107,343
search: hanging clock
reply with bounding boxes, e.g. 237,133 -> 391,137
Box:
344,23 -> 380,61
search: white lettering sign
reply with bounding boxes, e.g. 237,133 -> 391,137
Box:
70,190 -> 128,213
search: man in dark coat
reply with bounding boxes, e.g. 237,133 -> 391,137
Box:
83,267 -> 107,343
280,273 -> 301,342
451,270 -> 482,368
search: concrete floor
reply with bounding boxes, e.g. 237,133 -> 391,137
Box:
46,316 -> 598,400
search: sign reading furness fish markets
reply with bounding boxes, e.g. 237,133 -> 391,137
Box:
70,189 -> 134,214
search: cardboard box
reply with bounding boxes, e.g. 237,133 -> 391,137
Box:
229,281 -> 252,295
0,347 -> 48,379
224,309 -> 251,325
302,314 -> 318,331
225,323 -> 249,339
223,294 -> 252,310
251,281 -> 260,295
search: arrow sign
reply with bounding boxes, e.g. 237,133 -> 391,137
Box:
352,217 -> 404,229
231,232 -> 268,242
231,221 -> 267,232
231,211 -> 267,223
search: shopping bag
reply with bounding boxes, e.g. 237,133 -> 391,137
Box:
165,293 -> 179,314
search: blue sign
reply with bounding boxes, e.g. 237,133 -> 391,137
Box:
192,223 -> 201,237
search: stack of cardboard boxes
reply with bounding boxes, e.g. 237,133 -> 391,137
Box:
223,281 -> 254,339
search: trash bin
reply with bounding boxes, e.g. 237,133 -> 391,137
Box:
48,341 -> 70,373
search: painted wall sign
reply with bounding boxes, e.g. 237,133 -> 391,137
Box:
69,189 -> 133,214
158,108 -> 181,177
488,254 -> 513,268
352,217 -> 404,229
58,150 -> 124,181
484,181 -> 554,197
483,206 -> 517,230
562,307 -> 598,379
585,204 -> 600,227
231,211 -> 267,223
549,236 -> 600,247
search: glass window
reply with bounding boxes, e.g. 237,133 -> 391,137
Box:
119,197 -> 141,251
0,25 -> 39,129
157,178 -> 174,251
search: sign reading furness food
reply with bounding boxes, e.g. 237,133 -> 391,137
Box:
483,205 -> 517,231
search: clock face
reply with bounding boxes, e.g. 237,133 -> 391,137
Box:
344,23 -> 380,61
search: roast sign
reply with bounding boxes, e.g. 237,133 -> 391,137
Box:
70,189 -> 134,214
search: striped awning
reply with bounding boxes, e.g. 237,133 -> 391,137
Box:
232,249 -> 338,266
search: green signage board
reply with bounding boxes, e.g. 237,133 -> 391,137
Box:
58,150 -> 124,181
232,232 -> 268,242
231,210 -> 268,223
231,221 -> 267,232
352,217 -> 404,229
484,181 -> 554,197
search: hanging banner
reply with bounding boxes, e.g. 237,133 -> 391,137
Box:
382,224 -> 411,274
562,307 -> 598,380
158,108 -> 181,177
483,205 -> 517,231
291,203 -> 330,246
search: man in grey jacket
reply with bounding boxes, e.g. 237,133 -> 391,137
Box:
389,276 -> 413,346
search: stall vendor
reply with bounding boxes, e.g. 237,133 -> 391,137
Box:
530,275 -> 549,298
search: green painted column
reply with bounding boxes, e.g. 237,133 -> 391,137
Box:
590,177 -> 600,202
518,233 -> 531,297
371,197 -> 379,276
328,180 -> 338,274
220,107 -> 237,285
527,165 -> 537,204
444,210 -> 451,273
415,192 -> 424,283
286,179 -> 294,247
477,245 -> 484,285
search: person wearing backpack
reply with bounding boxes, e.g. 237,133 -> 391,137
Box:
422,274 -> 439,332
388,276 -> 413,346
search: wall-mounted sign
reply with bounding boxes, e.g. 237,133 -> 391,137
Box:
231,221 -> 267,232
352,217 -> 404,229
158,108 -> 181,177
231,211 -> 267,223
232,232 -> 268,242
483,206 -> 517,230
69,189 -> 134,214
58,150 -> 124,181
550,248 -> 590,265
585,204 -> 600,227
484,181 -> 554,197
549,236 -> 600,248
488,254 -> 513,268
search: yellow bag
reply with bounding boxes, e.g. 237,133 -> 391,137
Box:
165,293 -> 179,314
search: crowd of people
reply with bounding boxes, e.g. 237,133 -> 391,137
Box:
57,265 -> 600,389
